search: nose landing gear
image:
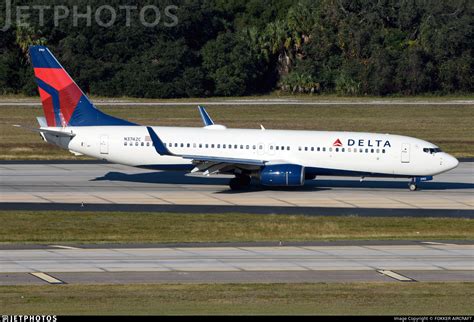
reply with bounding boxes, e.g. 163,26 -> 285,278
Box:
408,176 -> 433,191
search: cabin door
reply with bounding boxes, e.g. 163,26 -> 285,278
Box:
100,135 -> 109,154
401,143 -> 410,163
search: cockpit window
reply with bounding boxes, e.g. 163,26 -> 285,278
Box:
423,147 -> 442,154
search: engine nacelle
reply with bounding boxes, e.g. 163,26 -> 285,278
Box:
260,164 -> 305,186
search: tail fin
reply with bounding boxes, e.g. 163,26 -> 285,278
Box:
29,45 -> 135,127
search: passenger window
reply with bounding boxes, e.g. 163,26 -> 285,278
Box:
187,143 -> 190,148
329,147 -> 332,152
124,142 -> 127,146
311,147 -> 314,151
335,148 -> 339,152
135,142 -> 139,146
360,148 -> 363,153
305,147 -> 308,151
147,142 -> 150,146
193,143 -> 196,148
246,145 -> 249,149
298,147 -> 302,151
223,144 -> 226,148
317,147 -> 320,152
205,144 -> 209,148
270,146 -> 273,150
365,148 -> 369,153
234,144 -> 238,149
382,149 -> 386,153
180,143 -> 183,147
376,149 -> 379,153
141,142 -> 144,146
211,144 -> 215,148
276,146 -> 279,151
259,145 -> 263,150
240,145 -> 243,149
253,145 -> 256,150
199,144 -> 202,148
217,144 -> 220,148
342,148 -> 345,152
287,146 -> 290,151
323,147 -> 326,152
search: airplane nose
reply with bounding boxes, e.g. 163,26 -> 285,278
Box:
444,155 -> 459,170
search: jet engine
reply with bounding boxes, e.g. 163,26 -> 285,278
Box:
259,164 -> 305,186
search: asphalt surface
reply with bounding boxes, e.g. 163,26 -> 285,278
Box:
0,243 -> 472,284
1,162 -> 473,216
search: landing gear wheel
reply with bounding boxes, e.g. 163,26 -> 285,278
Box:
229,177 -> 242,190
409,183 -> 417,191
238,175 -> 251,186
229,175 -> 251,190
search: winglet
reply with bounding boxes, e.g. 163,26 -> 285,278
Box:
198,105 -> 214,126
146,126 -> 174,156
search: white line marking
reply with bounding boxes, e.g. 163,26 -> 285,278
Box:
50,245 -> 80,250
421,242 -> 457,246
377,270 -> 415,282
31,272 -> 64,284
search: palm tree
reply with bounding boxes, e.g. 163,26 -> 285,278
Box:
15,25 -> 47,62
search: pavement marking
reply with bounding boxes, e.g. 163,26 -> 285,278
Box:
421,242 -> 457,246
377,270 -> 416,282
50,245 -> 81,250
30,272 -> 65,284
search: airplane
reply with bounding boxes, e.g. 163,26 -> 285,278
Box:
19,45 -> 459,191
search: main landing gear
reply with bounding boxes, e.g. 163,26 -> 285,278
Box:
408,181 -> 418,191
229,174 -> 251,190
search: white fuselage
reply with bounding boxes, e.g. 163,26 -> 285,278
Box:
44,125 -> 459,178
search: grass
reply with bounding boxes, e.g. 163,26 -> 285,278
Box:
0,211 -> 472,244
1,283 -> 473,315
1,104 -> 473,159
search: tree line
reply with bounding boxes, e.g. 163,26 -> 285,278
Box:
0,0 -> 472,98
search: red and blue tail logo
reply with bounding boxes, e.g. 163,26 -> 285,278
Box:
29,46 -> 135,127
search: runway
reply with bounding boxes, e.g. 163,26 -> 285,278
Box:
0,242 -> 472,285
1,162 -> 473,216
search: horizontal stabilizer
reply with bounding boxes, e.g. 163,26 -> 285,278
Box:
13,124 -> 75,137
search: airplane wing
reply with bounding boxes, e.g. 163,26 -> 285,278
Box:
13,125 -> 76,137
146,126 -> 266,175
